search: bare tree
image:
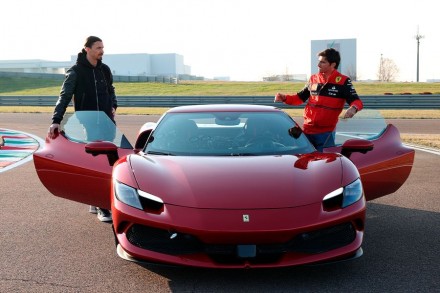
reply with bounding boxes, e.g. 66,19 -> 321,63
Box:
263,74 -> 279,81
377,56 -> 399,82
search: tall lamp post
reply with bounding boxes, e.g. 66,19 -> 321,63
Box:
415,28 -> 424,82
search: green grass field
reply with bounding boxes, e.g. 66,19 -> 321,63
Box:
1,76 -> 440,96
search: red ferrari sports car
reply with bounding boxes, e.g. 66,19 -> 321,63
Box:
33,105 -> 414,268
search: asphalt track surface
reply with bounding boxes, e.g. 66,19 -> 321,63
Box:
1,113 -> 439,293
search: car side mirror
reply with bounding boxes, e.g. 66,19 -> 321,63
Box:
341,139 -> 374,158
85,141 -> 119,166
288,125 -> 303,139
134,122 -> 156,153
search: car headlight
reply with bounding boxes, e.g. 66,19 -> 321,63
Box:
342,178 -> 363,208
323,178 -> 363,211
114,180 -> 164,211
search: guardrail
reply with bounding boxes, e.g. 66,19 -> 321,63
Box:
0,95 -> 439,109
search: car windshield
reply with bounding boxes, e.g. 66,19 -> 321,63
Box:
334,109 -> 387,144
60,111 -> 133,149
144,111 -> 315,156
59,109 -> 388,154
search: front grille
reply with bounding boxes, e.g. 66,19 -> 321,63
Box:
287,222 -> 357,253
126,222 -> 357,264
126,225 -> 203,255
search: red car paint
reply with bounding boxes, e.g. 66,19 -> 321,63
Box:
34,106 -> 414,268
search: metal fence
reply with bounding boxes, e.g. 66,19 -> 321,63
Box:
0,95 -> 439,109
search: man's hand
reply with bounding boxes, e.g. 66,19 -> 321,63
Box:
48,123 -> 60,139
343,106 -> 358,119
274,93 -> 286,103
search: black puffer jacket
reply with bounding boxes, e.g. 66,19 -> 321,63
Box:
52,50 -> 117,124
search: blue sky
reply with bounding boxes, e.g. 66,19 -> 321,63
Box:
1,0 -> 438,81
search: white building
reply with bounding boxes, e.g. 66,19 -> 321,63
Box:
88,53 -> 191,77
0,59 -> 71,74
311,38 -> 357,80
0,53 -> 191,78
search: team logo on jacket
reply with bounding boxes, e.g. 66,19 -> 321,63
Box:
335,76 -> 342,83
328,86 -> 338,96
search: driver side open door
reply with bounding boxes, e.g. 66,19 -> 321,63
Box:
33,112 -> 134,209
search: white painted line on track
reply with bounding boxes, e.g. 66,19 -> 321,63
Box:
404,143 -> 440,156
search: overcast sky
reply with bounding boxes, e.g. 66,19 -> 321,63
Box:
1,0 -> 438,81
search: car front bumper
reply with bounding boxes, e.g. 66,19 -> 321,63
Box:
112,197 -> 366,268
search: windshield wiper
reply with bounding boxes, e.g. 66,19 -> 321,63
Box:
146,151 -> 175,156
228,153 -> 258,156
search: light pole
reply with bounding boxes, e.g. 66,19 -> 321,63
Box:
415,28 -> 424,82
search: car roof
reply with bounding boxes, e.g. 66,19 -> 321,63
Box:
166,104 -> 282,113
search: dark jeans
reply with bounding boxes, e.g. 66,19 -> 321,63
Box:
305,131 -> 335,152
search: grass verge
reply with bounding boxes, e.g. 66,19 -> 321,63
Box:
400,134 -> 440,149
2,79 -> 440,96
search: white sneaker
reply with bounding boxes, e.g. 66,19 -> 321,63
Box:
89,205 -> 97,214
96,208 -> 112,222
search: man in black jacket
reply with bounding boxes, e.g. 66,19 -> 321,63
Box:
48,36 -> 117,222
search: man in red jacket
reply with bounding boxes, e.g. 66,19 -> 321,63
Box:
274,48 -> 363,151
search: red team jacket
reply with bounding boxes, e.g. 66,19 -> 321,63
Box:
284,70 -> 363,134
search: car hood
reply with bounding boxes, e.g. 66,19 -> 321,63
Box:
128,153 -> 344,209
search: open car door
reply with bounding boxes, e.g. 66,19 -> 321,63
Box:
34,111 -> 135,209
324,109 -> 415,201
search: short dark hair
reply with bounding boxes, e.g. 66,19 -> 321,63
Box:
318,48 -> 341,69
84,36 -> 102,48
